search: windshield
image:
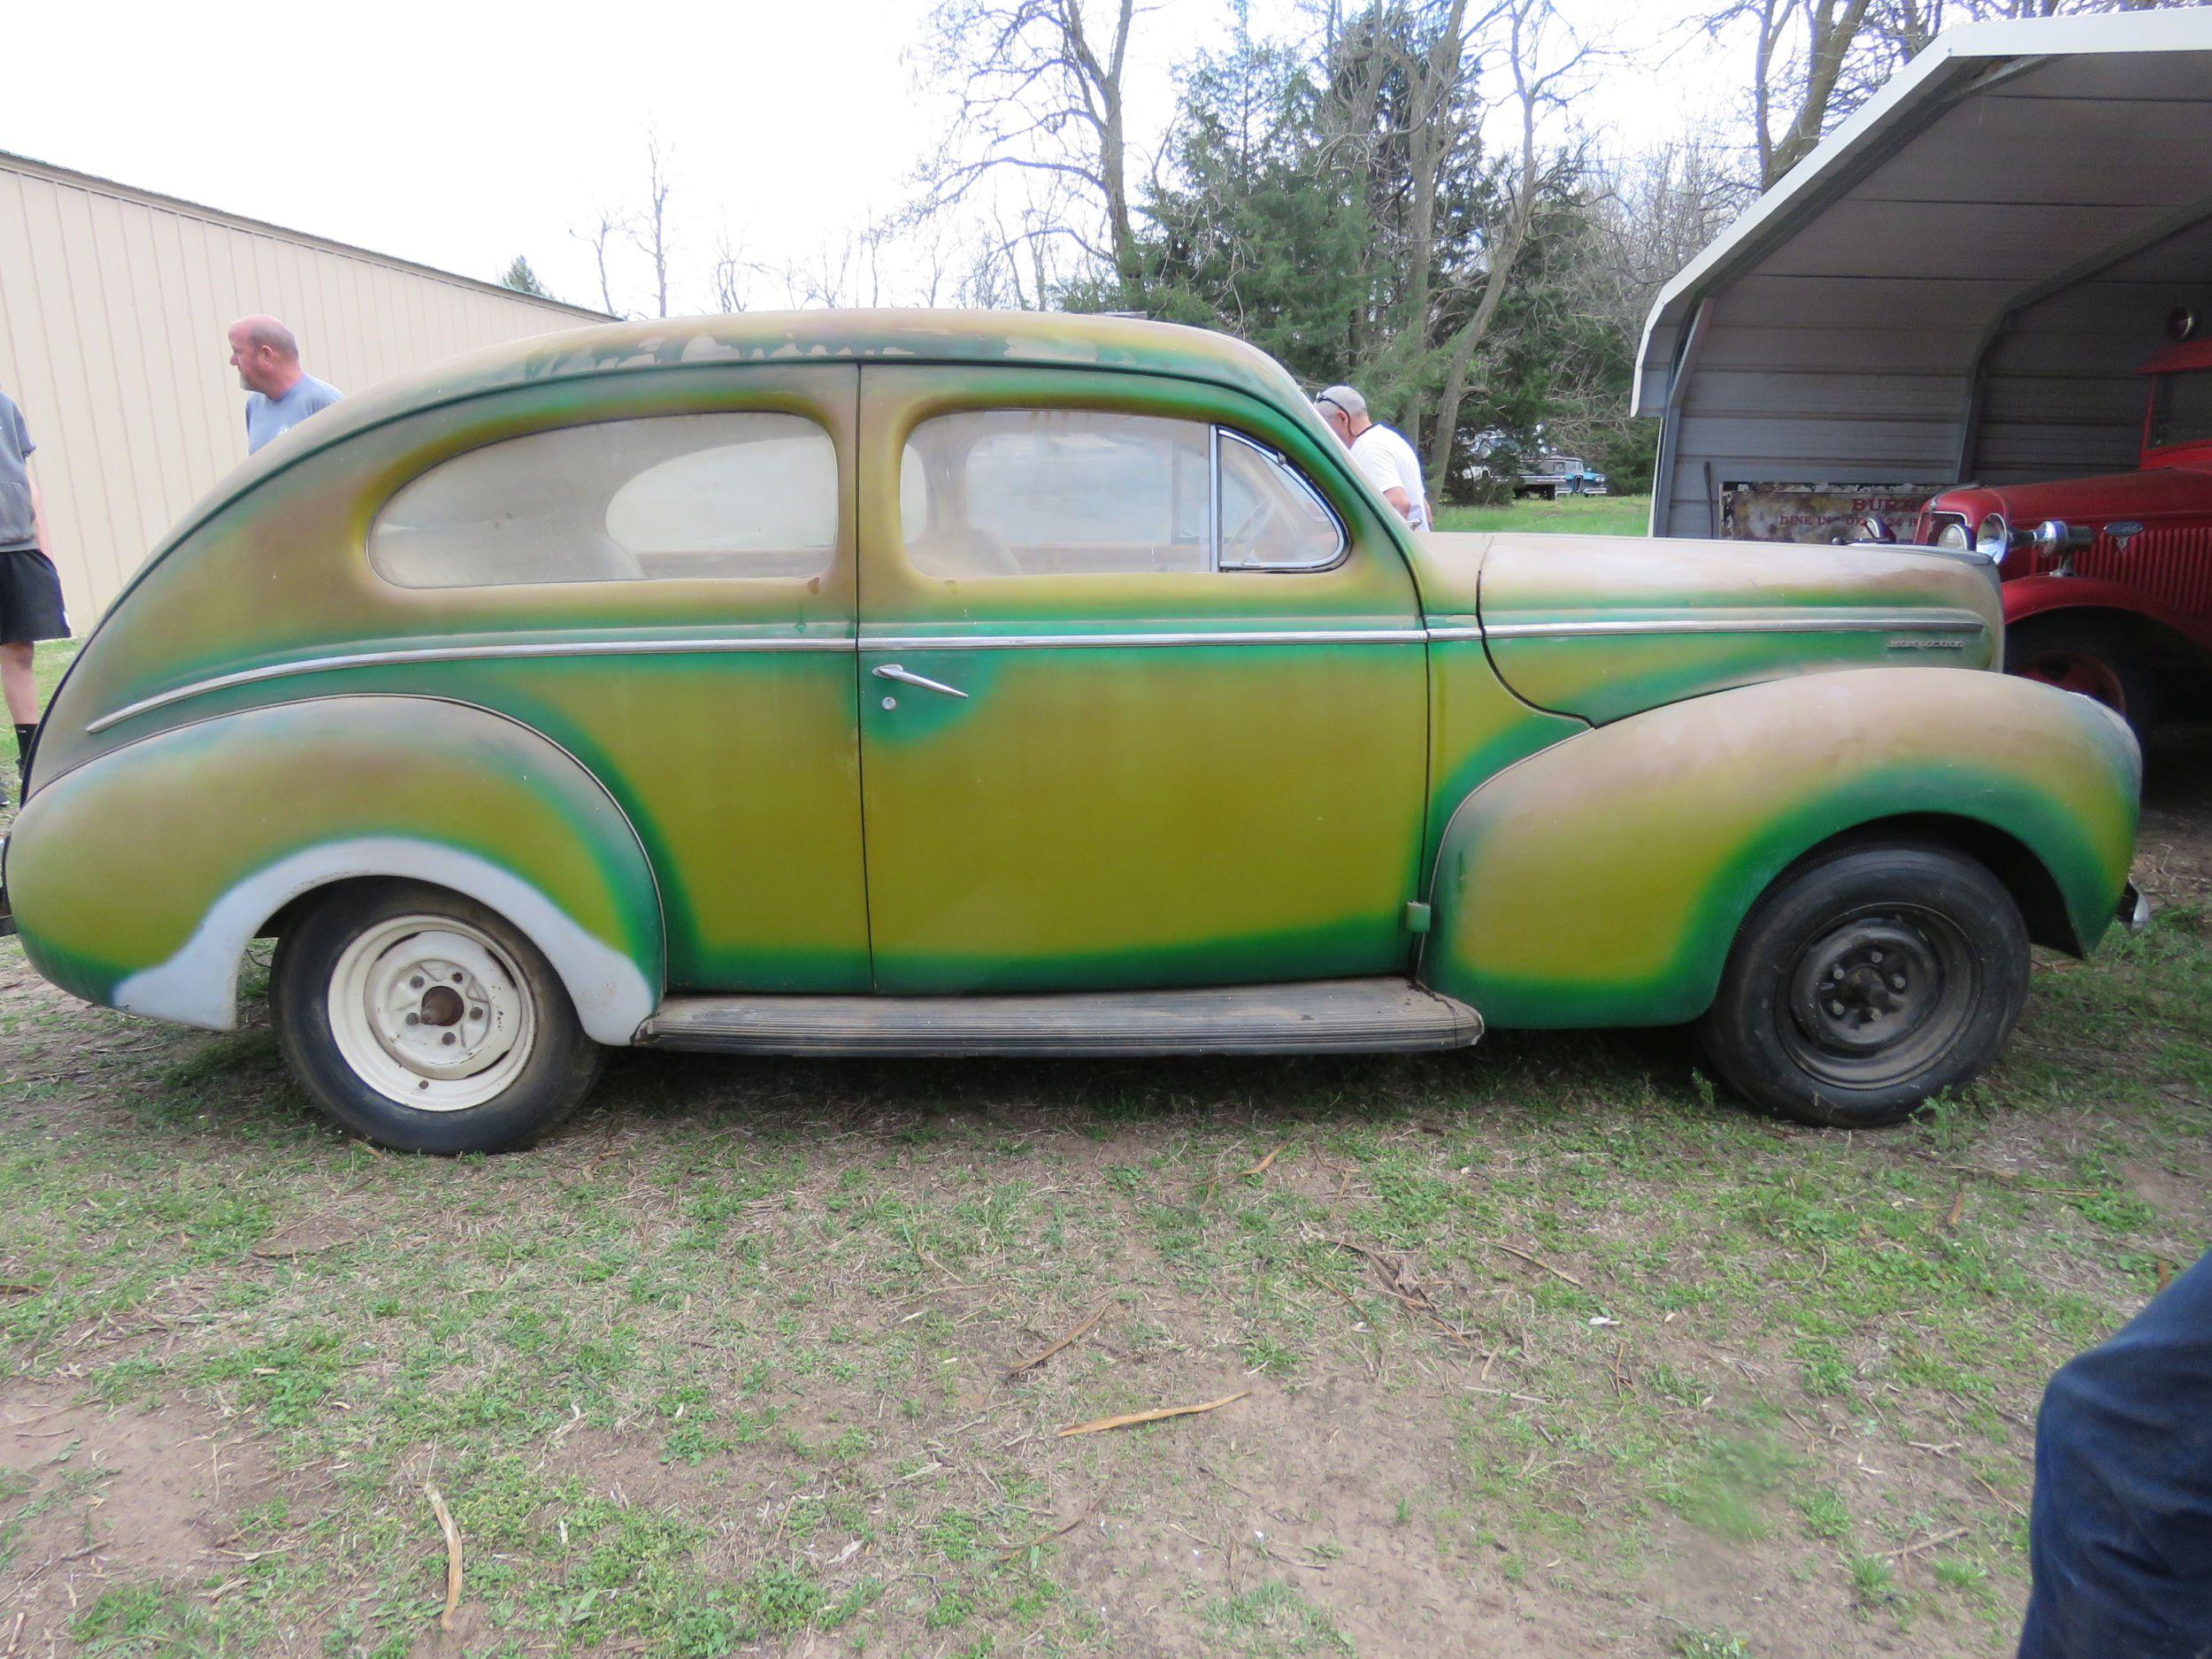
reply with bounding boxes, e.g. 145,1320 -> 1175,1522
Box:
2148,368 -> 2212,449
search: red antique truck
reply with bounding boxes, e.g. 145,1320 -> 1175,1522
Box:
1917,327 -> 2212,732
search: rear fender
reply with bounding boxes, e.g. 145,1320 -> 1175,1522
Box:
1420,669 -> 2139,1028
5,697 -> 663,1041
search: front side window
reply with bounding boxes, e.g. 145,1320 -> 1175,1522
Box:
900,410 -> 1344,579
371,412 -> 837,588
2148,369 -> 2212,450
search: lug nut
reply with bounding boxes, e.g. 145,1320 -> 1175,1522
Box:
410,976 -> 423,989
404,1012 -> 419,1026
1828,1001 -> 1846,1017
1890,975 -> 1906,990
442,1032 -> 457,1046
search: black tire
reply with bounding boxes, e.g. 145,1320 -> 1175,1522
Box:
2004,615 -> 2157,736
273,880 -> 603,1154
1695,843 -> 2030,1129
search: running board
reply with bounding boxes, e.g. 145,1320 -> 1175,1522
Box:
635,978 -> 1482,1058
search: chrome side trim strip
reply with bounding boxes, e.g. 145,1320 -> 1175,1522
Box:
1480,611 -> 1988,641
83,611 -> 1985,734
859,628 -> 1428,651
83,635 -> 857,733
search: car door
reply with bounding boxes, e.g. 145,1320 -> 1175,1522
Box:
347,364 -> 871,993
854,365 -> 1429,995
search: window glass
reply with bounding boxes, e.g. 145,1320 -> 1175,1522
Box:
902,411 -> 1211,578
2149,370 -> 2212,449
1218,432 -> 1347,570
370,413 -> 836,588
900,411 -> 1343,578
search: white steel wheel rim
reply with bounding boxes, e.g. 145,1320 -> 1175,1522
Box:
327,915 -> 536,1111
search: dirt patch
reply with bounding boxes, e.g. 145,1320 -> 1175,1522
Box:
2134,727 -> 2212,904
0,1384 -> 284,1650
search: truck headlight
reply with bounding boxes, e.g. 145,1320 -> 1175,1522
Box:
1933,518 -> 1970,551
1975,513 -> 2010,561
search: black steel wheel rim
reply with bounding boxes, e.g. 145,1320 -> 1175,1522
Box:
1778,902 -> 1978,1091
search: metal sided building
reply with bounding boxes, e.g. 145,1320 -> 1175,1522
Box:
0,150 -> 606,621
1636,8 -> 2212,542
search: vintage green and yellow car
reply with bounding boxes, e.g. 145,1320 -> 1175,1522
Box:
2,312 -> 2142,1153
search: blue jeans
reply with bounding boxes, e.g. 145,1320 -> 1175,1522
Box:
2020,1249 -> 2212,1658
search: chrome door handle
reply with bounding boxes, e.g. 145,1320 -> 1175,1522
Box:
872,664 -> 969,699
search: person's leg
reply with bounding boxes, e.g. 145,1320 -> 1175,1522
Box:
1,639 -> 35,726
2019,1250 -> 2212,1657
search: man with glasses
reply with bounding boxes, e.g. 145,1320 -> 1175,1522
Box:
1315,385 -> 1429,531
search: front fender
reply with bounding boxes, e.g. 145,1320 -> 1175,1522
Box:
1421,669 -> 2139,1028
2002,572 -> 2211,651
6,697 -> 664,1042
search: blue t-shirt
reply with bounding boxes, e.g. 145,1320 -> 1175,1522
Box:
245,373 -> 342,454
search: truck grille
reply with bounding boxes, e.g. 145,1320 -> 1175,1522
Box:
2067,525 -> 2212,614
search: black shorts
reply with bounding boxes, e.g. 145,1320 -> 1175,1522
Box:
0,548 -> 69,645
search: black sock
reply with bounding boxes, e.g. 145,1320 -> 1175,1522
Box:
13,723 -> 33,755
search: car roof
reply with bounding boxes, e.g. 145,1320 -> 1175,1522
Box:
146,311 -> 1313,570
226,308 -> 1302,488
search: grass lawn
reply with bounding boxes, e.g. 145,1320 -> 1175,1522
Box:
1432,494 -> 1650,536
3,728 -> 2208,1656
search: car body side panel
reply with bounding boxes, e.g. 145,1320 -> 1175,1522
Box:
34,365 -> 872,994
4,697 -> 664,1041
1441,533 -> 2003,726
852,365 -> 1432,993
1421,669 -> 2139,1029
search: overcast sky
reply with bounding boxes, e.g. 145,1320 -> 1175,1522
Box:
5,0 -> 1741,318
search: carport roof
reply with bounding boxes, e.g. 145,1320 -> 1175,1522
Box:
1634,7 -> 2212,419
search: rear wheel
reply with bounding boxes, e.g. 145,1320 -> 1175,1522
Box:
2005,616 -> 2155,734
1695,844 -> 2029,1129
273,881 -> 602,1153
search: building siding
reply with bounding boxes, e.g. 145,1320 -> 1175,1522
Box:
0,152 -> 603,621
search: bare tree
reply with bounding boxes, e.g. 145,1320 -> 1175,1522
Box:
916,0 -> 1147,288
629,133 -> 676,318
709,229 -> 753,314
1420,0 -> 1595,496
1581,136 -> 1753,340
571,207 -> 626,317
1702,0 -> 2150,188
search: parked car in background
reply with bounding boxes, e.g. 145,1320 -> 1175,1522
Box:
1917,319 -> 2212,731
1,312 -> 2140,1154
1515,453 -> 1609,499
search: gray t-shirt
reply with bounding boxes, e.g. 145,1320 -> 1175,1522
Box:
245,373 -> 342,454
0,392 -> 37,553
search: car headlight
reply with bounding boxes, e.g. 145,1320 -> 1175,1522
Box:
1975,513 -> 2010,561
1933,518 -> 1970,551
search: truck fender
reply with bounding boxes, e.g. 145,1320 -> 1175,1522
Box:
1419,668 -> 2138,1029
2002,573 -> 2212,653
5,696 -> 664,1042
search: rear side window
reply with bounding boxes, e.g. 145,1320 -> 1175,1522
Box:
899,410 -> 1343,579
370,413 -> 837,588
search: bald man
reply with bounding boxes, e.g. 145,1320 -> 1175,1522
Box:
227,316 -> 342,454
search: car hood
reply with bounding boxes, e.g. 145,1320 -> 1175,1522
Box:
1929,461 -> 2212,528
1411,531 -> 2003,725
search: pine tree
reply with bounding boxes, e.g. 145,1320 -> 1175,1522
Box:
498,257 -> 555,299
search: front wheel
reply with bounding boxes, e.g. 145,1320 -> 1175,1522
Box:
273,881 -> 603,1153
1695,844 -> 2029,1129
2004,616 -> 2155,735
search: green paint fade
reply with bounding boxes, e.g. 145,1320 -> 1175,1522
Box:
9,699 -> 664,1010
1424,669 -> 2138,1028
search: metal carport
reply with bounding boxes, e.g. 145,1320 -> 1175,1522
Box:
1636,7 -> 2212,541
